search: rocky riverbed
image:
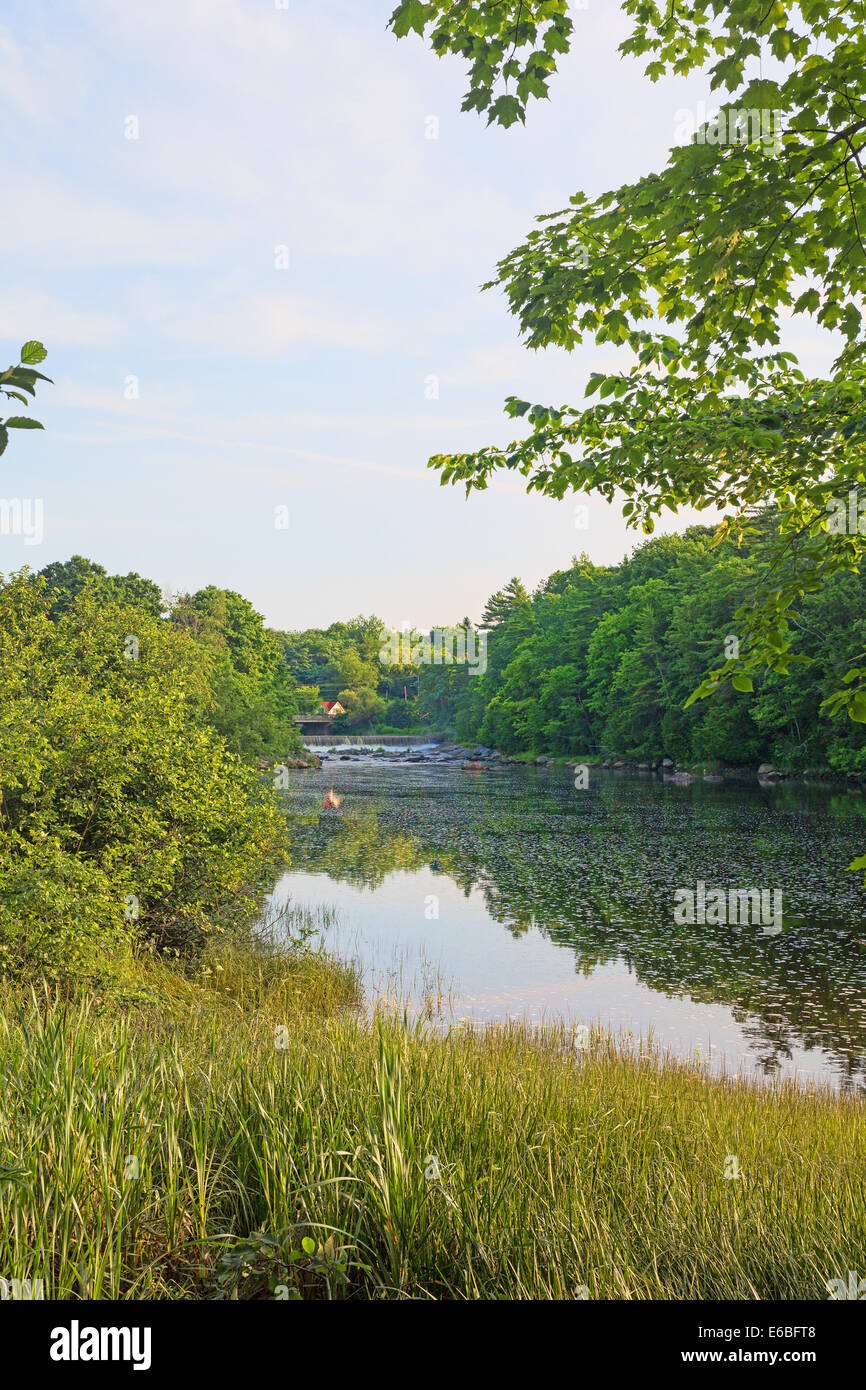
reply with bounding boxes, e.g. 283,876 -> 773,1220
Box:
262,744 -> 862,786
312,745 -> 761,780
318,742 -> 500,767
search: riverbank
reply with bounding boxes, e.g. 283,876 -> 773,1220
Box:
306,739 -> 866,788
502,753 -> 866,787
2,935 -> 863,1300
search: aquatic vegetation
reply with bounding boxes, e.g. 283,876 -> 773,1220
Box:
276,762 -> 866,1088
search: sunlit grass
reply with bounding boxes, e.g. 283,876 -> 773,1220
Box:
0,933 -> 863,1300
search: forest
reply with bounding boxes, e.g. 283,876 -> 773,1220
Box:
22,515 -> 866,793
277,517 -> 866,772
433,520 -> 866,772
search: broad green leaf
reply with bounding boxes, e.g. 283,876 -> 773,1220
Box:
20,341 -> 47,365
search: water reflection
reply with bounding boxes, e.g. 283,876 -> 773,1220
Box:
268,761 -> 866,1090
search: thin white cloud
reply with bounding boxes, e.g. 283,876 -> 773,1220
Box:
209,409 -> 500,437
440,345 -> 528,388
52,377 -> 186,416
204,292 -> 392,355
0,172 -> 223,268
0,293 -> 124,349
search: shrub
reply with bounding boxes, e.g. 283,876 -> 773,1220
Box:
0,572 -> 288,980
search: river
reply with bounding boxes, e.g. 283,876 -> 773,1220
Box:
265,746 -> 866,1091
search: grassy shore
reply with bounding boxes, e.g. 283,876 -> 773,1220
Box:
0,935 -> 864,1301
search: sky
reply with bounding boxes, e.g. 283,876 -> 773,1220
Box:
1,0 -> 839,632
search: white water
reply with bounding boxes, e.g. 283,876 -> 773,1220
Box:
301,734 -> 441,751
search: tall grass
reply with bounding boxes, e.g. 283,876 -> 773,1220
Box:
0,940 -> 863,1300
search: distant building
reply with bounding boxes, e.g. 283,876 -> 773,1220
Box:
321,700 -> 346,717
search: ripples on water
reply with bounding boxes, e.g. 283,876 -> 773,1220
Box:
264,758 -> 866,1092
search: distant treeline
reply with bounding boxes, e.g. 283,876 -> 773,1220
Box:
27,530 -> 866,777
432,523 -> 866,772
34,555 -> 301,758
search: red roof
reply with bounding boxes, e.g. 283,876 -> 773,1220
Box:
322,700 -> 342,713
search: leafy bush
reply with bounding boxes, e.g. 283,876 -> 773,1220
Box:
170,585 -> 301,758
0,571 -> 287,981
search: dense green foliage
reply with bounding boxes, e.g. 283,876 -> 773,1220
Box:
34,529 -> 866,774
37,558 -> 303,760
388,0 -> 573,128
275,521 -> 866,769
170,586 -> 300,757
423,524 -> 866,770
40,554 -> 163,618
393,2 -> 866,727
277,615 -> 412,728
0,569 -> 289,981
2,978 -> 863,1299
276,616 -> 383,694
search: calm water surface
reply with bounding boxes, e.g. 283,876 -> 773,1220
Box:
265,755 -> 866,1091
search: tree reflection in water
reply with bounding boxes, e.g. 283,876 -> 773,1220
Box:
277,763 -> 866,1090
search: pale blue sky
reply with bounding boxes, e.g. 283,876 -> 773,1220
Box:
1,0 -> 837,630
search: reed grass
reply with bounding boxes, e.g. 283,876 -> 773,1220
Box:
0,934 -> 863,1300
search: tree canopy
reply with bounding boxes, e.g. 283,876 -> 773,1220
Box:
428,521 -> 866,773
391,1 -> 866,728
0,570 -> 286,981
